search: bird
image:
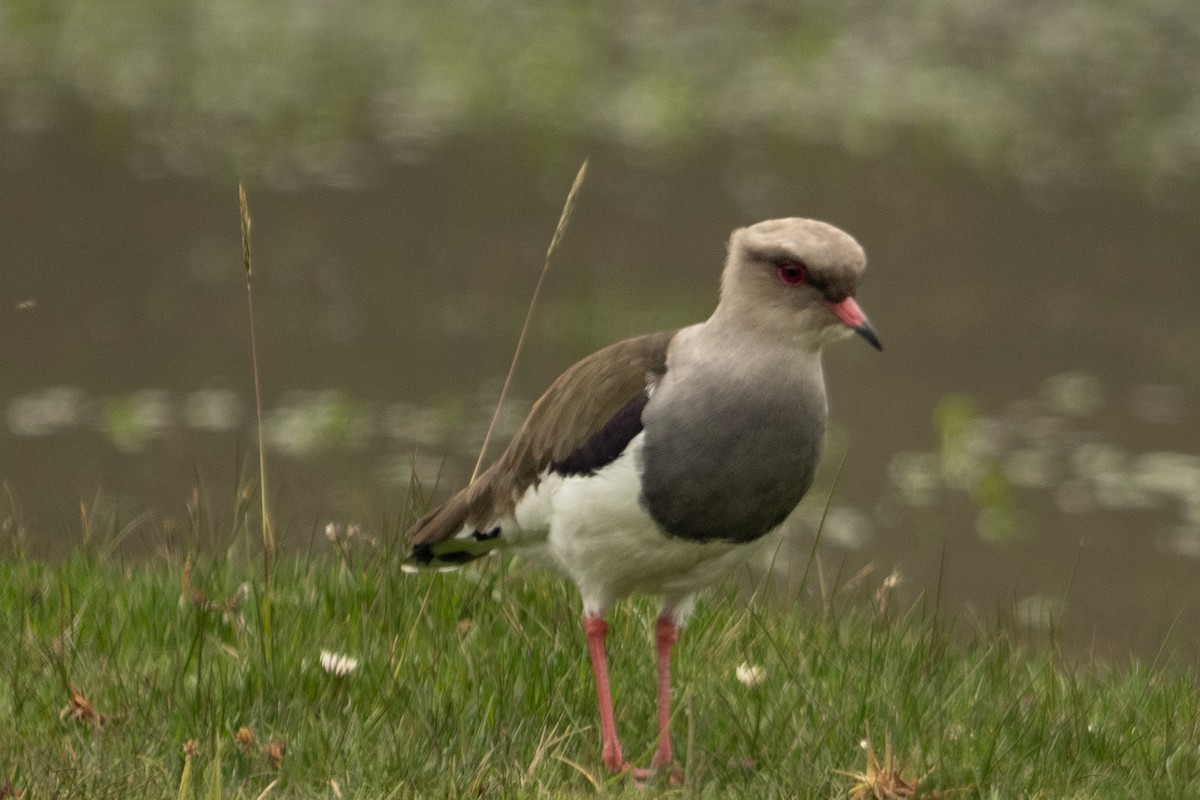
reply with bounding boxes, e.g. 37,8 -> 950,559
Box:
404,216 -> 880,780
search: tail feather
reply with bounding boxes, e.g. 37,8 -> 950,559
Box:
404,530 -> 506,571
403,482 -> 506,571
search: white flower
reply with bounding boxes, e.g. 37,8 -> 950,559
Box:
324,522 -> 360,543
881,569 -> 901,590
735,662 -> 765,688
320,650 -> 359,677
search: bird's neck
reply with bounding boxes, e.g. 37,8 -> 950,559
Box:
673,313 -> 827,398
705,298 -> 831,357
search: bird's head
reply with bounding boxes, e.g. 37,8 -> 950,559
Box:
719,217 -> 881,351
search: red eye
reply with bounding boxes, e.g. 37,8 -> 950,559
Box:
776,261 -> 807,286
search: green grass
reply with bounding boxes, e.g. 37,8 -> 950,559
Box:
2,533 -> 1200,799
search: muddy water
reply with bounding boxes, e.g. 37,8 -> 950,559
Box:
2,123 -> 1199,660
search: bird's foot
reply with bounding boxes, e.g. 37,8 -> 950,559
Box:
599,747 -> 681,787
625,763 -> 682,787
601,741 -> 626,775
650,743 -> 683,785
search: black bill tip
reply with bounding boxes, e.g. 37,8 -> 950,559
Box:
855,322 -> 883,351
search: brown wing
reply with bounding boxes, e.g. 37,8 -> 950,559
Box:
405,330 -> 675,553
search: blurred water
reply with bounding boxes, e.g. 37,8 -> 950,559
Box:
2,2 -> 1199,660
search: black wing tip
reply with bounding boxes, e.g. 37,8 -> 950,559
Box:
403,529 -> 504,571
408,543 -> 435,564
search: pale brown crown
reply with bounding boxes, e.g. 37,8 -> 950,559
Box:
719,218 -> 867,319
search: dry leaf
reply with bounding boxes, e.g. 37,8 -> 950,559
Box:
235,726 -> 255,751
265,738 -> 286,770
836,730 -> 920,800
59,688 -> 119,729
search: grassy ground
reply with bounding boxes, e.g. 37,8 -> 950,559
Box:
2,529 -> 1200,799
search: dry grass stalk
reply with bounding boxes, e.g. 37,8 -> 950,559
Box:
470,159 -> 589,484
177,740 -> 199,800
179,553 -> 193,607
238,182 -> 277,669
78,499 -> 90,548
238,183 -> 275,558
874,568 -> 902,615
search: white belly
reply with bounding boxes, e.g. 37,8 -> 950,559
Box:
512,434 -> 755,620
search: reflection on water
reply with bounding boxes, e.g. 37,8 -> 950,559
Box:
4,383 -> 526,482
9,386 -> 242,448
17,371 -> 1195,553
886,373 -> 1200,552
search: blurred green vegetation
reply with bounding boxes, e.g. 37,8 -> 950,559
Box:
936,394 -> 1018,543
2,0 -> 1197,189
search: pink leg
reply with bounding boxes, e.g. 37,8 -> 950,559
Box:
583,615 -> 626,773
652,616 -> 681,779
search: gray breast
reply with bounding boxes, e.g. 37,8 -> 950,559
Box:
638,367 -> 827,543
